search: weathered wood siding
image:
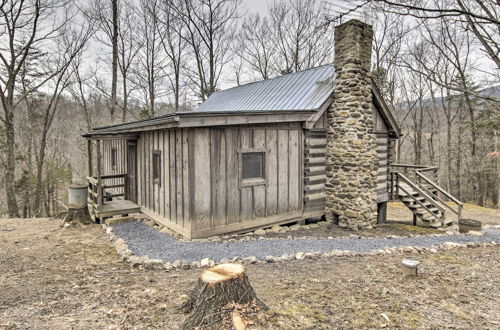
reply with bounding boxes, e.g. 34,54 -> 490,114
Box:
312,111 -> 328,129
373,103 -> 388,132
102,139 -> 128,196
190,124 -> 303,237
136,128 -> 191,235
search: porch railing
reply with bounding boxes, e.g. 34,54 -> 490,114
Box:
86,173 -> 128,215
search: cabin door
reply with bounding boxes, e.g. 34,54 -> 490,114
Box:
127,141 -> 137,203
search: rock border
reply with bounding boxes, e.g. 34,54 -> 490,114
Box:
131,216 -> 474,243
101,221 -> 499,272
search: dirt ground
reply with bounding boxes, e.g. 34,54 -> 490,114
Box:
1,206 -> 499,329
387,202 -> 500,226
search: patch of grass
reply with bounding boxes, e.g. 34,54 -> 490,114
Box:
432,254 -> 468,264
400,311 -> 427,328
388,202 -> 407,209
387,223 -> 438,234
460,203 -> 497,213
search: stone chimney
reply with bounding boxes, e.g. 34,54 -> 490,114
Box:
325,19 -> 378,230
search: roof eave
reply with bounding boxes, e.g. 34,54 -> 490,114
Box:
83,109 -> 317,136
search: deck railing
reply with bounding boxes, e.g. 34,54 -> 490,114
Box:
87,173 -> 128,217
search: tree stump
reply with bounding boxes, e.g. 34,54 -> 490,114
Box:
178,263 -> 267,330
62,207 -> 93,225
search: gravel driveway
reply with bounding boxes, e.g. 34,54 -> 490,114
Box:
112,221 -> 500,263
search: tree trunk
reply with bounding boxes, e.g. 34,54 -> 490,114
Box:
111,0 -> 118,120
122,75 -> 128,123
4,116 -> 20,218
178,264 -> 267,330
33,128 -> 48,216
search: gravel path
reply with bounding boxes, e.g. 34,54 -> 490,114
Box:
112,221 -> 500,262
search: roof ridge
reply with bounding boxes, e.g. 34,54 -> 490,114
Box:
212,63 -> 333,95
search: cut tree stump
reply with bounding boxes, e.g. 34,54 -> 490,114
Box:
62,207 -> 93,225
178,263 -> 267,330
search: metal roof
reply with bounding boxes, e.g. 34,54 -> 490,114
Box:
197,64 -> 335,112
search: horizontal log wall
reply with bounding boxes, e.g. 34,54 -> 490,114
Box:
137,128 -> 190,233
303,130 -> 326,217
191,123 -> 303,237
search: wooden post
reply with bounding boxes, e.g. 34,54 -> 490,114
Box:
413,214 -> 417,226
124,174 -> 128,200
390,172 -> 394,200
96,139 -> 103,207
377,202 -> 387,224
395,173 -> 400,198
87,139 -> 93,177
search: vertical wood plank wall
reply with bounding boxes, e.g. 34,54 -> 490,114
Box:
191,123 -> 303,237
136,128 -> 191,235
102,139 -> 128,196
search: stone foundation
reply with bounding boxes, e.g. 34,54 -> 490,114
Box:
325,19 -> 378,230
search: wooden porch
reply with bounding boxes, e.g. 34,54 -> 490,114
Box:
86,139 -> 140,222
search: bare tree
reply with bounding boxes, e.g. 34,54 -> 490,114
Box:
373,0 -> 500,76
29,19 -> 93,215
269,0 -> 332,75
0,0 -> 77,217
371,8 -> 407,107
68,53 -> 96,132
236,13 -> 276,80
111,0 -> 118,119
132,0 -> 167,117
87,0 -> 140,121
117,3 -> 141,121
157,0 -> 187,112
170,0 -> 241,101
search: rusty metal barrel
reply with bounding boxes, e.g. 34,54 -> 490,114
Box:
68,183 -> 88,209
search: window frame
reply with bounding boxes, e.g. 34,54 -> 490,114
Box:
111,147 -> 117,171
152,150 -> 161,185
237,148 -> 269,188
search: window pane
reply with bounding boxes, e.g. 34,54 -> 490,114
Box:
153,152 -> 161,181
111,149 -> 117,168
242,152 -> 264,179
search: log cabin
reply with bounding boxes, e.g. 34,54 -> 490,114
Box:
83,19 -> 461,239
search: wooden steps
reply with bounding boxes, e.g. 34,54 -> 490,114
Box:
393,172 -> 460,228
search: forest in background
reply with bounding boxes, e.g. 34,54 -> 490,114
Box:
0,0 -> 498,218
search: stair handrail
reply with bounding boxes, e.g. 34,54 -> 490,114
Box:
395,172 -> 446,214
396,179 -> 443,224
415,170 -> 463,220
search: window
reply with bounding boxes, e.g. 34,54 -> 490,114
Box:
239,149 -> 267,187
111,148 -> 117,171
242,152 -> 264,179
152,151 -> 161,184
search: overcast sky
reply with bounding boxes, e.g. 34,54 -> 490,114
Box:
242,0 -> 270,14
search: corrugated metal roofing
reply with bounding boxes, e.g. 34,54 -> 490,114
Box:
197,64 -> 335,112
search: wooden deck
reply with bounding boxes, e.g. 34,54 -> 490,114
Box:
96,199 -> 141,218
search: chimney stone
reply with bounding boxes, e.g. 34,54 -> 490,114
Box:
325,19 -> 378,230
